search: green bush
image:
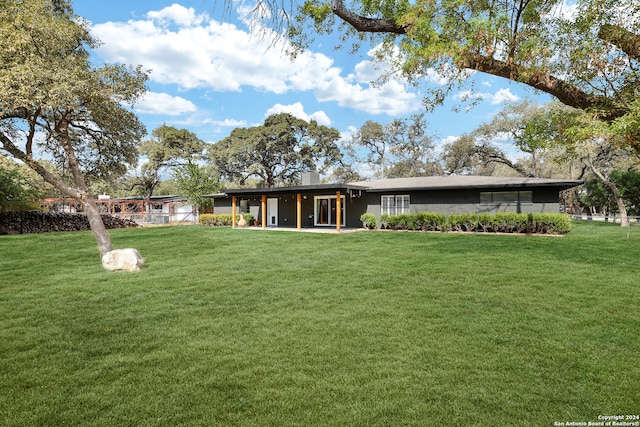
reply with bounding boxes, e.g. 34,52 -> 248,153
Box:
419,212 -> 447,231
376,212 -> 446,232
527,213 -> 572,235
242,213 -> 254,225
198,214 -> 217,226
477,213 -> 494,232
200,211 -> 571,234
199,214 -> 254,227
492,212 -> 521,233
443,212 -> 571,235
360,213 -> 377,230
447,213 -> 478,232
379,213 -> 391,229
396,214 -> 413,230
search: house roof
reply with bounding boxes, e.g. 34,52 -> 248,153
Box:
206,175 -> 583,198
206,182 -> 368,198
350,176 -> 584,192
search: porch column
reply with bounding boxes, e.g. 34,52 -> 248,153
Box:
232,196 -> 237,228
261,195 -> 267,229
336,191 -> 341,233
297,193 -> 302,230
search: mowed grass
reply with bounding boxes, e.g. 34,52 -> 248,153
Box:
0,222 -> 638,426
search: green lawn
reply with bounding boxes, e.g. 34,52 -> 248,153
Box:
1,222 -> 638,426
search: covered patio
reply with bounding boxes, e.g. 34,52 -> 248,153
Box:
206,183 -> 369,233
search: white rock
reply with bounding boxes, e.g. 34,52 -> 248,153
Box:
102,248 -> 144,272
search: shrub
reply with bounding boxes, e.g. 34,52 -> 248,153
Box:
447,213 -> 478,232
477,213 -> 494,232
379,213 -> 390,229
199,214 -> 254,227
528,213 -> 572,235
199,214 -> 216,226
242,213 -> 254,225
386,214 -> 401,229
492,212 -> 520,233
360,213 -> 377,230
396,214 -> 413,230
419,212 -> 447,231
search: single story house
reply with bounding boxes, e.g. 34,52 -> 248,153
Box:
206,174 -> 583,231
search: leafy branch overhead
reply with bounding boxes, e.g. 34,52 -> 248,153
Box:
286,0 -> 639,139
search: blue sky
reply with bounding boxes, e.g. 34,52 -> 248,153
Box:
73,0 -> 561,173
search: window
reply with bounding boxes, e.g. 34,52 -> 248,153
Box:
239,199 -> 250,213
480,191 -> 532,204
381,195 -> 410,216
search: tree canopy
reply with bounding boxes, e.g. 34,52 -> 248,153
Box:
284,0 -> 640,151
133,125 -> 205,199
207,113 -> 342,187
0,0 -> 148,258
0,156 -> 41,212
172,163 -> 221,212
350,113 -> 441,178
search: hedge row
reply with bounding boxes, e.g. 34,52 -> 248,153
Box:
361,212 -> 572,235
199,213 -> 255,227
0,211 -> 139,235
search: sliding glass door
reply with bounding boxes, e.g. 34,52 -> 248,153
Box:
314,195 -> 345,226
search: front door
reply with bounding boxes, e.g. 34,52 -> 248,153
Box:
267,198 -> 278,227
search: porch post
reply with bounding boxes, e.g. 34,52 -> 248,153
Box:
232,196 -> 237,228
297,193 -> 302,230
261,195 -> 267,229
336,191 -> 341,233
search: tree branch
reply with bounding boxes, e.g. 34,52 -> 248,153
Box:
0,132 -> 79,198
328,2 -> 630,122
331,0 -> 406,34
462,55 -> 625,121
598,24 -> 640,61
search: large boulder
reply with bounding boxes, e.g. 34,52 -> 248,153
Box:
102,248 -> 145,272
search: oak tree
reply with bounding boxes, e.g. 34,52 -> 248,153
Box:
133,125 -> 206,199
0,0 -> 147,258
207,113 -> 342,187
351,113 -> 441,178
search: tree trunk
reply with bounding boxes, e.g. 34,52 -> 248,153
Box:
58,122 -> 116,258
530,151 -> 538,178
589,164 -> 629,227
81,198 -> 113,258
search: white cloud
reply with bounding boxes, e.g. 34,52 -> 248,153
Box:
265,102 -> 332,126
424,68 -> 450,86
491,88 -> 520,104
91,4 -> 420,117
315,78 -> 420,115
453,88 -> 520,106
203,118 -> 248,127
134,92 -> 197,115
146,4 -> 207,27
435,135 -> 459,155
546,0 -> 579,21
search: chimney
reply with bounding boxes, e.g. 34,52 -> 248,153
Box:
302,171 -> 320,186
